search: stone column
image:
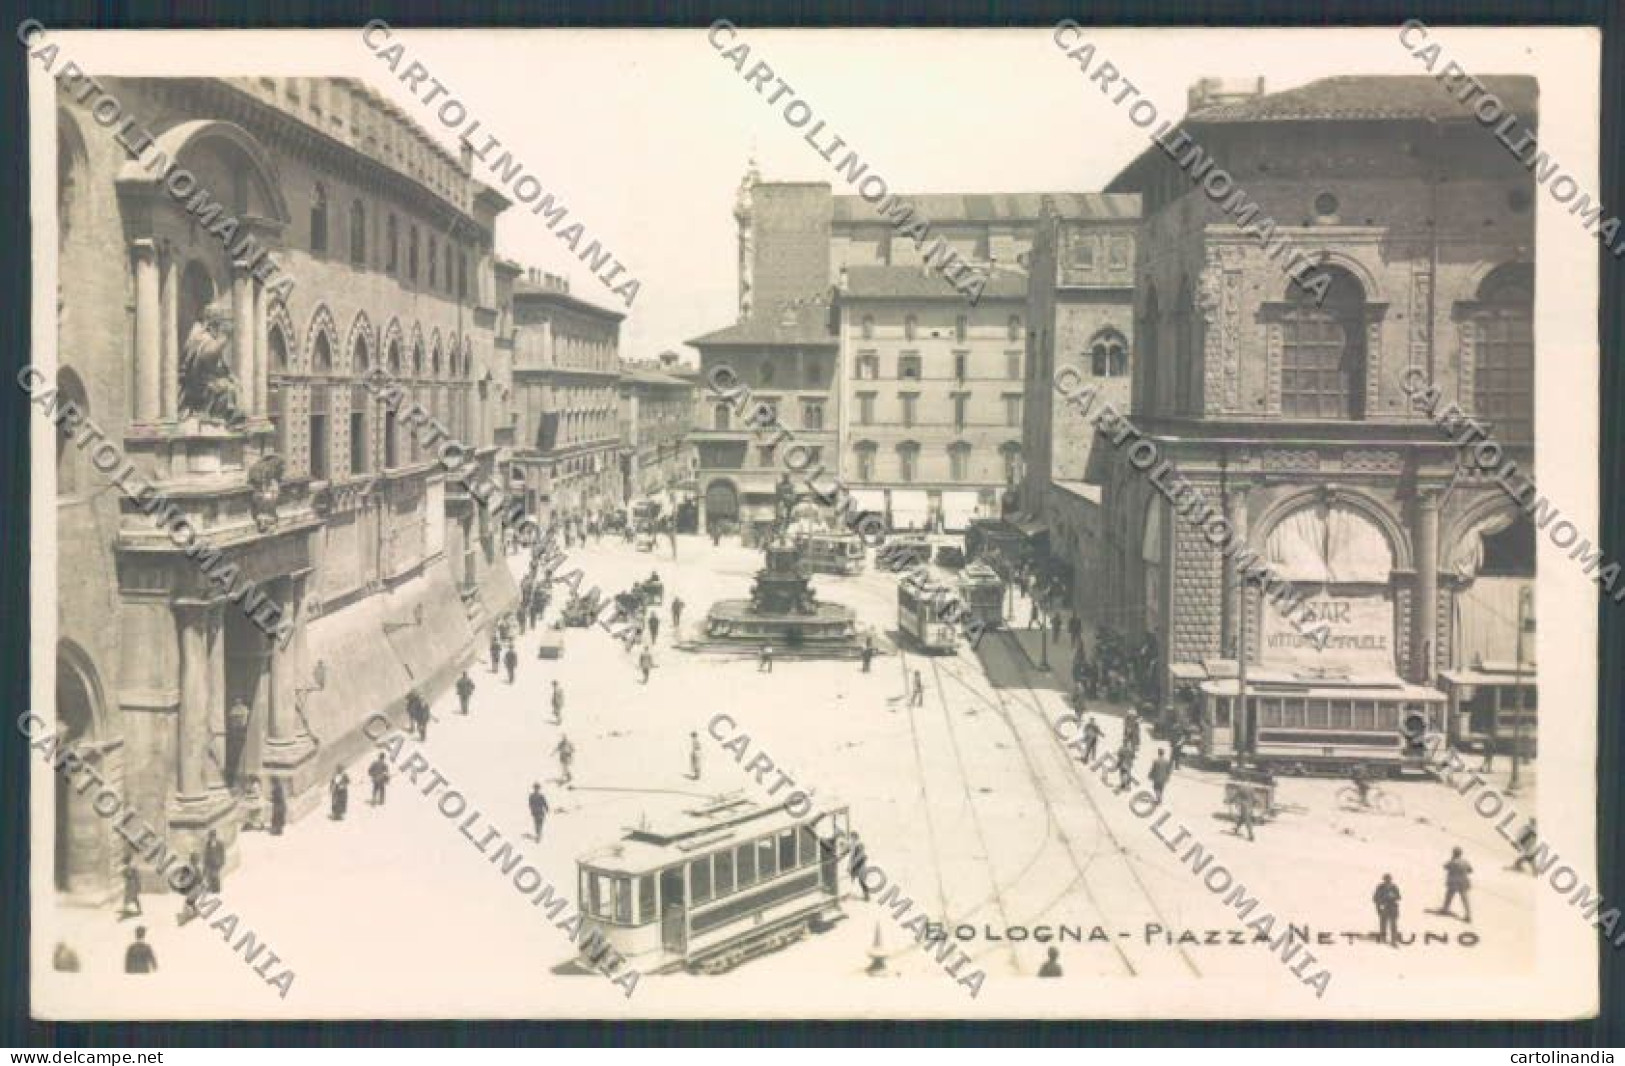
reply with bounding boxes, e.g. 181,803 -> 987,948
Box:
204,606 -> 228,792
251,279 -> 269,418
1221,485 -> 1250,659
159,245 -> 178,420
174,602 -> 211,800
264,571 -> 317,783
133,240 -> 162,422
1413,491 -> 1440,683
232,261 -> 255,420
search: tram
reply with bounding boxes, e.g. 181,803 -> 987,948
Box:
1438,666 -> 1537,758
897,571 -> 962,653
575,795 -> 850,974
955,561 -> 1006,633
800,531 -> 866,576
1192,677 -> 1447,776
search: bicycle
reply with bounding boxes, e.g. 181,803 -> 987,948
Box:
1336,783 -> 1403,816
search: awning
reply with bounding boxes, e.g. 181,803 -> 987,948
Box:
941,491 -> 981,532
890,490 -> 930,530
1438,669 -> 1537,688
848,490 -> 887,516
1010,513 -> 1047,538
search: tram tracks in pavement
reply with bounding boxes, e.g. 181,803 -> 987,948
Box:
929,650 -> 1143,977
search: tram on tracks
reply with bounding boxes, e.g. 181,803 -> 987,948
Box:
800,531 -> 866,575
1192,676 -> 1447,776
575,795 -> 850,974
897,571 -> 963,653
1438,664 -> 1537,758
955,561 -> 1005,633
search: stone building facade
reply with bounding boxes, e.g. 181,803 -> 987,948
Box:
507,270 -> 625,521
1020,195 -> 1140,606
618,364 -> 697,501
52,76 -> 518,902
1093,75 -> 1537,714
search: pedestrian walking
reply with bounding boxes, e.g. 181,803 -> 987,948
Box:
1068,614 -> 1082,646
518,605 -> 529,634
638,647 -> 654,684
1373,873 -> 1402,946
1167,720 -> 1185,770
551,680 -> 565,724
456,670 -> 475,715
1116,741 -> 1135,792
1148,748 -> 1172,803
672,597 -> 685,631
369,753 -> 391,805
528,783 -> 549,841
1478,745 -> 1496,772
909,670 -> 925,708
860,637 -> 875,673
1050,611 -> 1063,644
759,644 -> 774,673
1439,847 -> 1474,923
489,634 -> 501,674
202,829 -> 225,894
711,526 -> 722,548
648,610 -> 661,645
555,735 -> 575,785
849,833 -> 870,901
1513,819 -> 1541,873
269,780 -> 286,836
1038,945 -> 1063,978
176,852 -> 206,925
689,731 -> 703,780
124,927 -> 157,974
1029,599 -> 1042,630
330,770 -> 350,821
1232,785 -> 1257,841
504,644 -> 518,685
121,863 -> 142,918
1080,716 -> 1101,763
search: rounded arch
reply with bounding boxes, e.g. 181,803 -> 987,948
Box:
57,108 -> 90,250
1443,492 -> 1529,577
704,478 -> 740,525
305,305 -> 339,373
1465,258 -> 1532,302
1286,250 -> 1381,302
116,119 -> 290,223
1252,486 -> 1412,574
346,311 -> 375,374
56,639 -> 106,743
1475,261 -> 1533,303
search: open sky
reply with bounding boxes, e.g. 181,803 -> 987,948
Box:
51,26 -> 1588,364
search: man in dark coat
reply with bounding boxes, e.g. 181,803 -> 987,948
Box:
455,670 -> 475,715
504,644 -> 518,685
124,927 -> 157,974
269,780 -> 287,835
551,680 -> 565,724
121,863 -> 143,918
671,597 -> 685,631
369,753 -> 391,806
648,610 -> 661,645
860,637 -> 875,673
202,829 -> 226,894
1148,749 -> 1172,803
1439,847 -> 1473,923
489,634 -> 501,673
528,783 -> 549,841
330,770 -> 350,820
1080,716 -> 1101,763
1374,874 -> 1402,945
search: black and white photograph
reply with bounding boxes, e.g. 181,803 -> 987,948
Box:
21,21 -> 1608,1024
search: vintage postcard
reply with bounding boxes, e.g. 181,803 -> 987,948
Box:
26,24 -> 1605,1020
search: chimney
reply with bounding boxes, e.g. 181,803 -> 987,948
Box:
1187,76 -> 1266,115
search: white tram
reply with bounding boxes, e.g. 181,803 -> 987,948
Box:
576,795 -> 850,974
1194,677 -> 1447,776
897,571 -> 962,653
801,531 -> 866,575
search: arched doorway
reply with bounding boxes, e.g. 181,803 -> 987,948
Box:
55,646 -> 104,894
704,479 -> 739,532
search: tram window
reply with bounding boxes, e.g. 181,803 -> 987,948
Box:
1307,700 -> 1329,727
779,830 -> 797,871
637,874 -> 656,923
1260,699 -> 1282,728
1287,699 -> 1308,727
800,826 -> 820,864
714,850 -> 734,896
614,877 -> 632,923
690,858 -> 713,905
1377,704 -> 1399,731
736,843 -> 757,888
1354,702 -> 1376,730
1330,702 -> 1353,729
586,872 -> 603,919
757,837 -> 778,880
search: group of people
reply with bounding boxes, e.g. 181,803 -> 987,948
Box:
1071,624 -> 1161,709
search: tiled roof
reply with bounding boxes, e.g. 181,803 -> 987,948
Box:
1185,75 -> 1537,125
619,366 -> 693,387
512,278 -> 625,321
839,264 -> 1028,301
687,301 -> 835,347
832,192 -> 1139,224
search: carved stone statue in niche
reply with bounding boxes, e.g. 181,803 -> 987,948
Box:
248,453 -> 285,533
179,297 -> 245,426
